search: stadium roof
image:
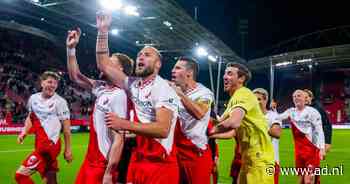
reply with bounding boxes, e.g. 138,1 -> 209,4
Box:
248,44 -> 350,71
0,0 -> 243,63
248,25 -> 350,70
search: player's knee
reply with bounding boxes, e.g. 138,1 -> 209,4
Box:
15,173 -> 34,184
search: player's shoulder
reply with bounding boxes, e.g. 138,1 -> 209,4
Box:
267,110 -> 279,117
54,93 -> 68,104
286,107 -> 296,113
30,92 -> 40,99
111,87 -> 127,98
154,75 -> 169,87
153,75 -> 174,92
196,83 -> 213,95
305,106 -> 321,116
28,93 -> 41,103
235,87 -> 254,97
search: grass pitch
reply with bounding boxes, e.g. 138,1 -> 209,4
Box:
0,129 -> 349,183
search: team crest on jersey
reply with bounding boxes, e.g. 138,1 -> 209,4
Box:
27,155 -> 38,165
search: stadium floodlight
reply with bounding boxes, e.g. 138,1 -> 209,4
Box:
31,0 -> 39,3
296,58 -> 312,63
196,47 -> 208,57
208,55 -> 217,62
111,29 -> 119,35
123,5 -> 139,16
169,26 -> 173,30
99,0 -> 123,11
163,21 -> 172,27
275,61 -> 292,67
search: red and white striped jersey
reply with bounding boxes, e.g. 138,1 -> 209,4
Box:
177,83 -> 214,150
278,106 -> 325,150
90,81 -> 128,160
125,75 -> 179,159
27,92 -> 70,144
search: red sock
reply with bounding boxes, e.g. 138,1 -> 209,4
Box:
15,173 -> 34,184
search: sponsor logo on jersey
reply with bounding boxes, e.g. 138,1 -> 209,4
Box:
49,103 -> 55,109
145,92 -> 151,99
103,98 -> 109,105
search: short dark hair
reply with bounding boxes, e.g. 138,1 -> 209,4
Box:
226,62 -> 251,85
112,53 -> 134,76
178,56 -> 199,80
40,71 -> 60,81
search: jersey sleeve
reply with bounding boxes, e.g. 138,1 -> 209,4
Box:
311,109 -> 325,150
56,98 -> 70,121
270,111 -> 282,127
26,95 -> 33,112
229,88 -> 256,113
110,91 -> 128,119
195,89 -> 214,106
152,82 -> 179,113
277,108 -> 291,121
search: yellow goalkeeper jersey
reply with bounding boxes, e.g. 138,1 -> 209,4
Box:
222,86 -> 274,184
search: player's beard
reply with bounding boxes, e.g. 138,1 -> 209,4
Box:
135,66 -> 154,77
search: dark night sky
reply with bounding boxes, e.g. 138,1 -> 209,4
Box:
177,0 -> 350,59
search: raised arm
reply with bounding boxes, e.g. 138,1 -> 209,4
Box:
96,12 -> 127,88
66,28 -> 96,90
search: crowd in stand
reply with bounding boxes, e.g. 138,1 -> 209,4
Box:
1,28 -> 350,125
0,29 -> 96,124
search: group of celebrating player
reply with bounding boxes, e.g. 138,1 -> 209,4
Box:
14,12 -> 332,184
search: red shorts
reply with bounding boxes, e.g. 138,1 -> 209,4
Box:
178,148 -> 212,184
295,149 -> 320,174
75,159 -> 118,184
127,160 -> 179,184
21,139 -> 61,177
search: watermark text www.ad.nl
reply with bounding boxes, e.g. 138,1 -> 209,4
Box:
266,164 -> 344,176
